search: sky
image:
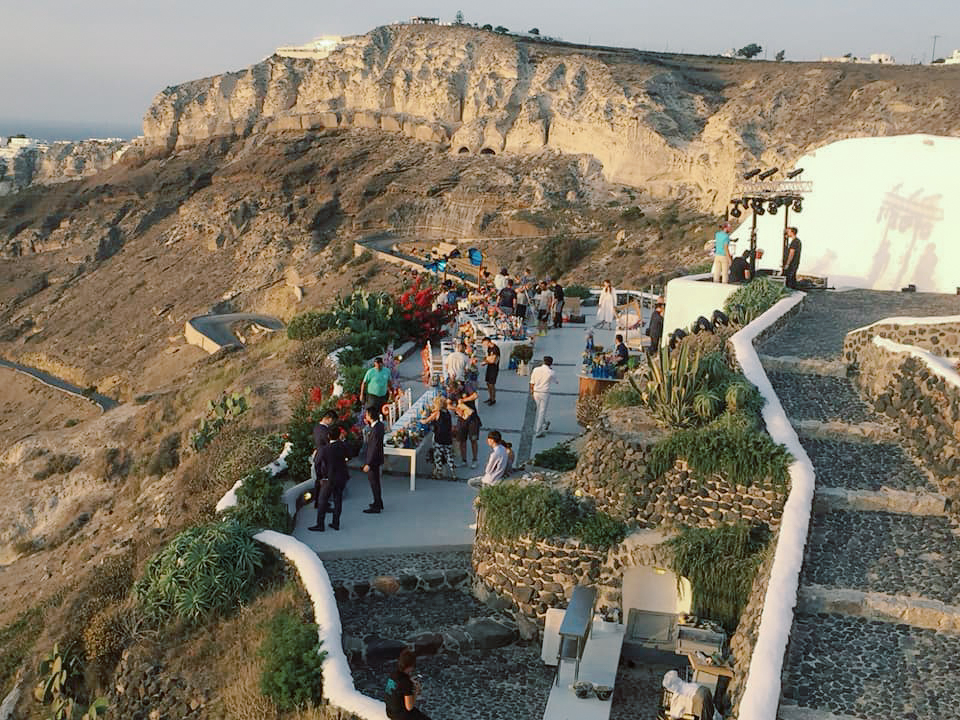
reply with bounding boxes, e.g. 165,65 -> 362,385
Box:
1,0 -> 957,140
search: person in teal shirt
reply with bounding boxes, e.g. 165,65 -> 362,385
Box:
361,357 -> 392,413
711,221 -> 733,284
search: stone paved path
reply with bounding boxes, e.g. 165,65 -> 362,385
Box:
762,290 -> 960,720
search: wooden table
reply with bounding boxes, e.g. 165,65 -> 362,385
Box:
685,651 -> 734,697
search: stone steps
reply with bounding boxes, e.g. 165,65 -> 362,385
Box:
781,612 -> 960,719
814,486 -> 947,516
791,419 -> 899,444
798,585 -> 960,632
758,354 -> 849,378
801,510 -> 960,606
767,371 -> 879,424
800,436 -> 936,493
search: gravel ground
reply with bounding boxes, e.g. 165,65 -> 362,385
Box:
767,372 -> 877,423
322,550 -> 473,585
800,437 -> 935,492
802,510 -> 960,604
758,290 -> 960,360
782,612 -> 960,720
338,590 -> 666,720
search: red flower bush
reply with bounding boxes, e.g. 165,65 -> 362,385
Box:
397,276 -> 455,342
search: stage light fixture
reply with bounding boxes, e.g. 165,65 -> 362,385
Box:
768,201 -> 778,215
754,205 -> 765,216
792,199 -> 802,212
731,206 -> 742,218
742,168 -> 761,180
758,167 -> 779,180
786,168 -> 804,178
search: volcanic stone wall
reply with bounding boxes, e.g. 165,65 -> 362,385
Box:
849,335 -> 960,499
844,319 -> 960,364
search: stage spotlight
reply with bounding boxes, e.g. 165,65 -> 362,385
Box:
742,168 -> 762,180
731,206 -> 742,218
786,168 -> 804,178
758,167 -> 779,180
792,199 -> 802,212
711,309 -> 730,326
768,201 -> 778,215
755,204 -> 765,216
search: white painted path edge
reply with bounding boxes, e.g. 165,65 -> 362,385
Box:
873,336 -> 960,391
730,292 -> 815,720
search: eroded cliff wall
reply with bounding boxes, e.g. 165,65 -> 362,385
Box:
143,24 -> 960,211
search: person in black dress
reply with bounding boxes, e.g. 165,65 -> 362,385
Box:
309,426 -> 352,531
362,407 -> 385,514
385,649 -> 431,720
482,337 -> 500,405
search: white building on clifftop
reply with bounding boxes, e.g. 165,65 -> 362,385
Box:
275,35 -> 357,60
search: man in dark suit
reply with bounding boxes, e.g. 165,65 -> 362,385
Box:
309,426 -> 353,531
311,410 -> 337,518
362,406 -> 385,514
646,301 -> 665,355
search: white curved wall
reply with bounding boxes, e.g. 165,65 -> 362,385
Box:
731,134 -> 960,294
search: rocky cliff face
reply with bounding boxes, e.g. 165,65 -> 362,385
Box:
144,24 -> 960,211
0,138 -> 130,195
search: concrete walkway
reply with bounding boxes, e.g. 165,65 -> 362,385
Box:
0,356 -> 117,411
185,312 -> 285,353
292,305 -> 635,556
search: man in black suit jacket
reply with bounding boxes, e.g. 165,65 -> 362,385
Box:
309,427 -> 353,531
362,406 -> 385,513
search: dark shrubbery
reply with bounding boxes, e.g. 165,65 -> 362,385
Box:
258,609 -> 327,712
667,523 -> 770,632
532,443 -> 578,471
227,469 -> 291,533
724,276 -> 788,325
134,518 -> 264,626
477,483 -> 627,549
287,311 -> 334,341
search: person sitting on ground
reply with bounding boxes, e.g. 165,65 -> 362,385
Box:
468,430 -> 509,488
614,334 -> 629,367
729,248 -> 763,283
502,440 -> 516,476
385,649 -> 431,720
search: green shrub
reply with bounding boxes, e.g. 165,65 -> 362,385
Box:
509,344 -> 534,363
287,311 -> 335,341
285,396 -> 323,484
667,523 -> 770,632
83,602 -> 130,666
286,331 -> 349,367
643,344 -> 704,428
649,414 -> 792,489
0,606 -> 44,697
258,609 -> 327,712
477,483 -> 627,549
532,443 -> 578,471
147,432 -> 181,476
338,365 -> 367,397
134,518 -> 264,626
604,380 -> 644,408
227,468 -> 291,533
723,276 -> 788,325
532,236 -> 593,278
33,454 -> 82,481
336,347 -> 367,367
563,284 -> 593,299
191,389 -> 251,452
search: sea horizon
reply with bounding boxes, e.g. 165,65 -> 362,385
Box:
0,117 -> 141,143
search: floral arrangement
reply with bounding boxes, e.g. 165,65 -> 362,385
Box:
582,351 -> 620,379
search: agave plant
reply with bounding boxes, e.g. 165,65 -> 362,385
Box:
725,382 -> 753,413
693,389 -> 723,421
644,344 -> 705,428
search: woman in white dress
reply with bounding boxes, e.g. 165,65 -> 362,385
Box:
596,279 -> 617,329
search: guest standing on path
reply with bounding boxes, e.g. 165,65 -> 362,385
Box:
536,282 -> 554,335
596,280 -> 617,329
360,357 -> 392,415
530,356 -> 559,438
311,410 -> 337,510
646,301 -> 665,354
783,227 -> 802,290
482,337 -> 500,405
452,381 -> 481,468
552,281 -> 565,328
309,426 -> 352,532
362,407 -> 385,514
712,222 -> 733,284
424,396 -> 456,480
444,342 -> 470,382
497,278 -> 517,313
515,284 -> 529,322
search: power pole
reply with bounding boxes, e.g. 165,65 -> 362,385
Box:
931,35 -> 941,64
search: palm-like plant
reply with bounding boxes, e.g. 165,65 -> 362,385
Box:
644,344 -> 705,428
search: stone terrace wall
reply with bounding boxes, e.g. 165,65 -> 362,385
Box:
574,409 -> 785,528
727,530 -> 778,716
850,340 -> 960,498
472,529 -> 606,631
844,319 -> 960,365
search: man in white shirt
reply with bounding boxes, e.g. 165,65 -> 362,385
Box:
468,431 -> 509,488
529,356 -> 559,437
444,342 -> 470,382
493,268 -> 509,292
536,283 -> 555,335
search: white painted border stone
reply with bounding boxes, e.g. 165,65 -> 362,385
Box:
729,292 -> 816,720
873,336 -> 960,391
848,314 -> 960,336
254,530 -> 388,720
